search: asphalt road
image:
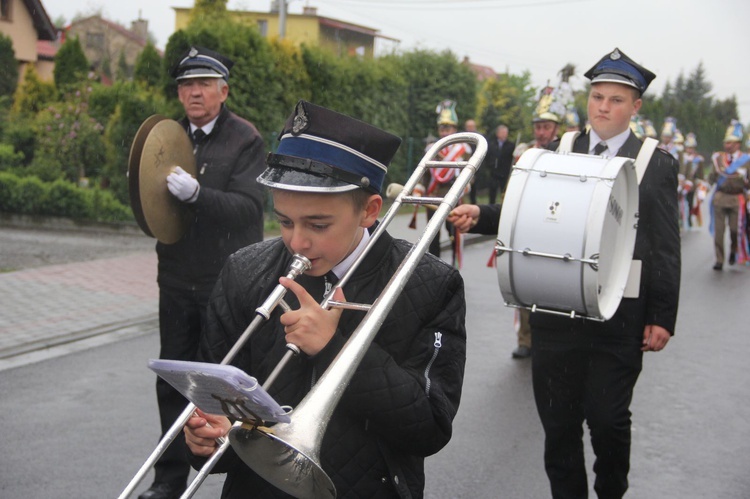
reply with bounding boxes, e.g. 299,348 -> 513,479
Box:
0,223 -> 155,272
1,223 -> 749,498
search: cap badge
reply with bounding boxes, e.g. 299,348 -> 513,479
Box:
292,110 -> 309,135
189,47 -> 199,58
610,49 -> 621,60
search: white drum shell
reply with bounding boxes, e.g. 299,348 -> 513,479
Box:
496,148 -> 638,320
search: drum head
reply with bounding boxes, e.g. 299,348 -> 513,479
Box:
128,115 -> 196,244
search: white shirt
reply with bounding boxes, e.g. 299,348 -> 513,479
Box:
588,128 -> 631,158
190,115 -> 219,137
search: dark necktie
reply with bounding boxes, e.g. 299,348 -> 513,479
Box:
593,141 -> 607,155
192,128 -> 206,144
192,128 -> 206,154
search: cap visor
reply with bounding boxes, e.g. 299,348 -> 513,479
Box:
591,73 -> 640,90
257,166 -> 359,193
175,68 -> 225,80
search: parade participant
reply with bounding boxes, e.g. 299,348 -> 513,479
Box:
629,114 -> 645,139
139,46 -> 267,499
658,117 -> 681,160
426,100 -> 470,265
484,124 -> 516,204
642,118 -> 657,140
450,48 -> 681,498
682,132 -> 706,228
183,100 -> 467,498
709,120 -> 750,269
509,88 -> 562,359
564,107 -> 582,132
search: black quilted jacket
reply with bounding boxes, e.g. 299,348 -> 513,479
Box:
156,105 -> 266,291
193,230 -> 467,498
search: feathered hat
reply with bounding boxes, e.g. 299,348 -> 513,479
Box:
723,119 -> 744,143
436,100 -> 459,127
661,117 -> 677,138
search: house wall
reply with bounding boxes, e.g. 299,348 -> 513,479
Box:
67,17 -> 144,74
172,8 -> 374,57
0,0 -> 38,62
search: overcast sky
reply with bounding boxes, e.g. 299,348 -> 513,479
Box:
41,0 -> 750,128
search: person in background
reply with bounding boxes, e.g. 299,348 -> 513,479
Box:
484,124 -> 516,205
138,46 -> 267,499
426,100 -> 470,265
449,48 -> 681,498
508,89 -> 562,359
709,120 -> 750,269
681,132 -> 706,228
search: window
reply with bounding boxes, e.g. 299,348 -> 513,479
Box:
1,0 -> 12,21
257,19 -> 268,37
86,32 -> 104,50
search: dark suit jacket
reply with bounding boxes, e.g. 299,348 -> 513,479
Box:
484,137 -> 516,181
473,131 -> 681,337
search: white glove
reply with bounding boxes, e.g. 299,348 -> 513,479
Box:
167,166 -> 200,203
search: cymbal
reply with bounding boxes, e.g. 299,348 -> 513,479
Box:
128,115 -> 196,244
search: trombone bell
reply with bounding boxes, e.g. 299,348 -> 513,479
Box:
229,427 -> 335,499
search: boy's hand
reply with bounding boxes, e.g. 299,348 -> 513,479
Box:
184,408 -> 230,457
448,204 -> 480,233
279,276 -> 345,356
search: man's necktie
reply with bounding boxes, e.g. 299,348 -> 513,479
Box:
593,141 -> 607,156
192,128 -> 206,154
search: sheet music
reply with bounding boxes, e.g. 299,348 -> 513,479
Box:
148,359 -> 290,423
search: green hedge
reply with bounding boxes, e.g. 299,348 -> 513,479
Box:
0,172 -> 132,222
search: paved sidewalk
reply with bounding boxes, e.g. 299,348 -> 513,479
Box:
0,252 -> 158,361
0,213 -> 490,370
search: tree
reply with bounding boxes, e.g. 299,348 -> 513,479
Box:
115,50 -> 129,81
134,43 -> 163,88
190,0 -> 229,23
0,34 -> 19,99
54,36 -> 89,89
476,71 -> 534,141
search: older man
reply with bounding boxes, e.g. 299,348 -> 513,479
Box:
139,46 -> 267,499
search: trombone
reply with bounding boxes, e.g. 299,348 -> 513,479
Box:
120,131 -> 486,499
118,256 -> 312,499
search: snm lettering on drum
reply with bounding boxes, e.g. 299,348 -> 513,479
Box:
608,194 -> 623,225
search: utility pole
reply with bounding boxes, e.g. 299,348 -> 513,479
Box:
278,0 -> 287,39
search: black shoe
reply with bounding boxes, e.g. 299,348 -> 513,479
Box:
512,345 -> 532,359
138,483 -> 186,499
713,263 -> 723,271
729,252 -> 736,265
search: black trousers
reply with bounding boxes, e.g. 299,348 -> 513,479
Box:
532,328 -> 643,499
153,284 -> 211,486
487,175 -> 508,205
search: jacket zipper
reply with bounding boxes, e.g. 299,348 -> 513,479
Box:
424,332 -> 442,396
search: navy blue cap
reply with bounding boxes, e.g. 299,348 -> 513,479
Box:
258,101 -> 402,194
171,46 -> 234,81
584,48 -> 655,95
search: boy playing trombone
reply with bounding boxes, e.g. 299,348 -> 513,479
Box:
184,100 -> 467,498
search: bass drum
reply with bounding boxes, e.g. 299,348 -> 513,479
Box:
495,148 -> 638,321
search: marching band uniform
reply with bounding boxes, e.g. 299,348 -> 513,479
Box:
426,100 -> 469,266
681,132 -> 706,228
188,101 -> 466,498
472,49 -> 680,498
142,47 -> 267,499
709,120 -> 750,269
508,86 -> 564,359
